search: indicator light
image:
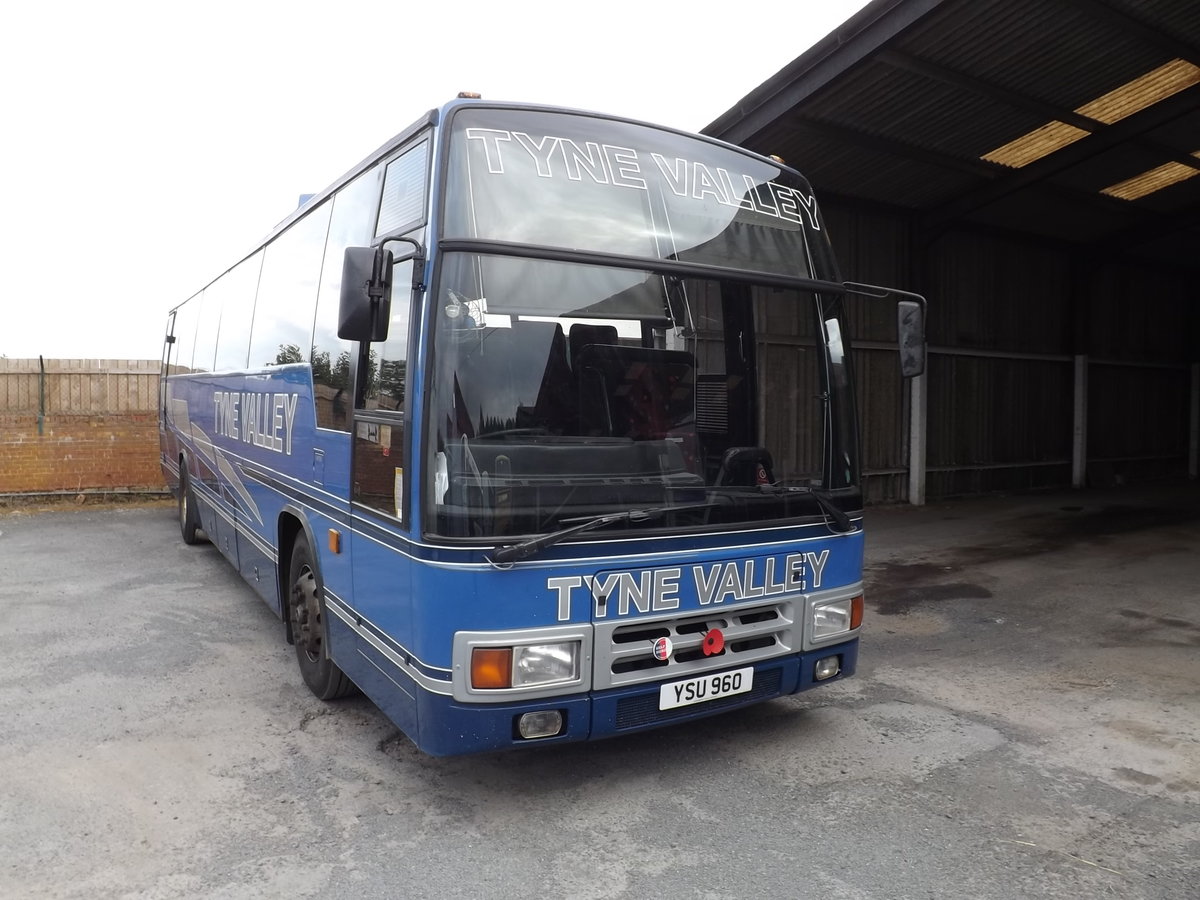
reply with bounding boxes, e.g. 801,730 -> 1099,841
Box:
471,648 -> 512,689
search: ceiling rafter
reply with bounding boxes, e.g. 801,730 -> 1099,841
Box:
704,0 -> 1200,271
784,115 -> 1170,233
919,84 -> 1200,231
785,117 -> 998,179
880,49 -> 1200,176
877,50 -> 1104,133
1053,0 -> 1200,65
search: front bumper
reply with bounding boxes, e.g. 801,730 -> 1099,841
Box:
413,638 -> 857,756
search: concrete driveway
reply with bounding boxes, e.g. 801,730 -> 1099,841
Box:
1,486 -> 1197,899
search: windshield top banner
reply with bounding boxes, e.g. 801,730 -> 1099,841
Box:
462,127 -> 820,230
445,109 -> 822,278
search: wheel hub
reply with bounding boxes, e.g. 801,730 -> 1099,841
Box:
291,567 -> 323,658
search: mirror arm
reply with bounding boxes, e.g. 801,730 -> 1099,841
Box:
842,281 -> 928,379
367,250 -> 390,303
380,236 -> 426,292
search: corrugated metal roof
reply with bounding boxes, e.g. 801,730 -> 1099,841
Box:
802,61 -> 1039,159
704,0 -> 1200,270
906,0 -> 1169,108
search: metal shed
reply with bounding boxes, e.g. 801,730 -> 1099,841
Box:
704,0 -> 1199,503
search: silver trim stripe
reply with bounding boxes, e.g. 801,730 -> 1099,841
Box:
190,481 -> 278,564
324,593 -> 454,696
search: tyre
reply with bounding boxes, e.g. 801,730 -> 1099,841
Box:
178,467 -> 203,545
287,532 -> 356,700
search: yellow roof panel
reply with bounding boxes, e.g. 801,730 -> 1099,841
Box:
1077,59 -> 1200,125
1101,152 -> 1200,201
982,121 -> 1089,168
981,59 -> 1200,170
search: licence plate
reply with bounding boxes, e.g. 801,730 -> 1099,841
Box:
659,666 -> 754,710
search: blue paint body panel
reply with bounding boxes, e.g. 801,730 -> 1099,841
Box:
373,639 -> 856,757
159,97 -> 882,758
163,365 -> 866,755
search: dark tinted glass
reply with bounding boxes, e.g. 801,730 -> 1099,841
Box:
377,141 -> 428,236
211,252 -> 263,371
445,108 -> 822,278
312,167 -> 384,431
248,202 -> 332,368
425,255 -> 851,539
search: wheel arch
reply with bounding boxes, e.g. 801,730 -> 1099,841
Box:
276,505 -> 321,645
175,450 -> 189,499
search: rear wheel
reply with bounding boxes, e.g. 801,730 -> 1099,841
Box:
178,468 -> 202,545
288,532 -> 355,700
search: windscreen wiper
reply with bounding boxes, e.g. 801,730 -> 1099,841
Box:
488,501 -> 723,566
751,484 -> 857,534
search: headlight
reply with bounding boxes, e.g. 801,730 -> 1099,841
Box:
811,595 -> 863,640
471,641 -> 580,689
513,642 -> 579,686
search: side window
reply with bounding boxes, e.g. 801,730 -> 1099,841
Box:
192,290 -> 218,373
312,167 -> 384,431
171,294 -> 201,373
211,252 -> 264,371
247,202 -> 332,367
376,141 -> 429,236
352,258 -> 413,519
363,257 -> 413,412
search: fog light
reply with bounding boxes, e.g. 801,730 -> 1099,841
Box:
517,710 -> 563,739
814,655 -> 841,681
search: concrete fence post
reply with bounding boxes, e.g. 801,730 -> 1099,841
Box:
1072,354 -> 1088,488
908,371 -> 927,506
1190,362 -> 1199,480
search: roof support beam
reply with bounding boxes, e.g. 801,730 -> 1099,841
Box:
879,49 -> 1200,170
919,84 -> 1200,231
1053,0 -> 1200,66
789,117 -> 999,179
793,113 -> 1180,228
877,50 -> 1104,133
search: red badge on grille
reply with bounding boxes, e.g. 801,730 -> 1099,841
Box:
653,637 -> 673,661
702,629 -> 725,656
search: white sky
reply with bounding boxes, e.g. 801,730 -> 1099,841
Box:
0,0 -> 870,361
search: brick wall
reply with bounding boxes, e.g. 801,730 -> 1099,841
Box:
0,414 -> 164,495
0,360 -> 166,496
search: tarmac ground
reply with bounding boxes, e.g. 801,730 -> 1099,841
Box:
1,483 -> 1197,898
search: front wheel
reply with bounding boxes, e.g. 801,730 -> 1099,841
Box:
288,532 -> 356,700
178,468 -> 203,545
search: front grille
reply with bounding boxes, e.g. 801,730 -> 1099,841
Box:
593,598 -> 796,691
614,668 -> 783,729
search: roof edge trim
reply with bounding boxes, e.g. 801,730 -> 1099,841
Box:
702,0 -> 952,144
